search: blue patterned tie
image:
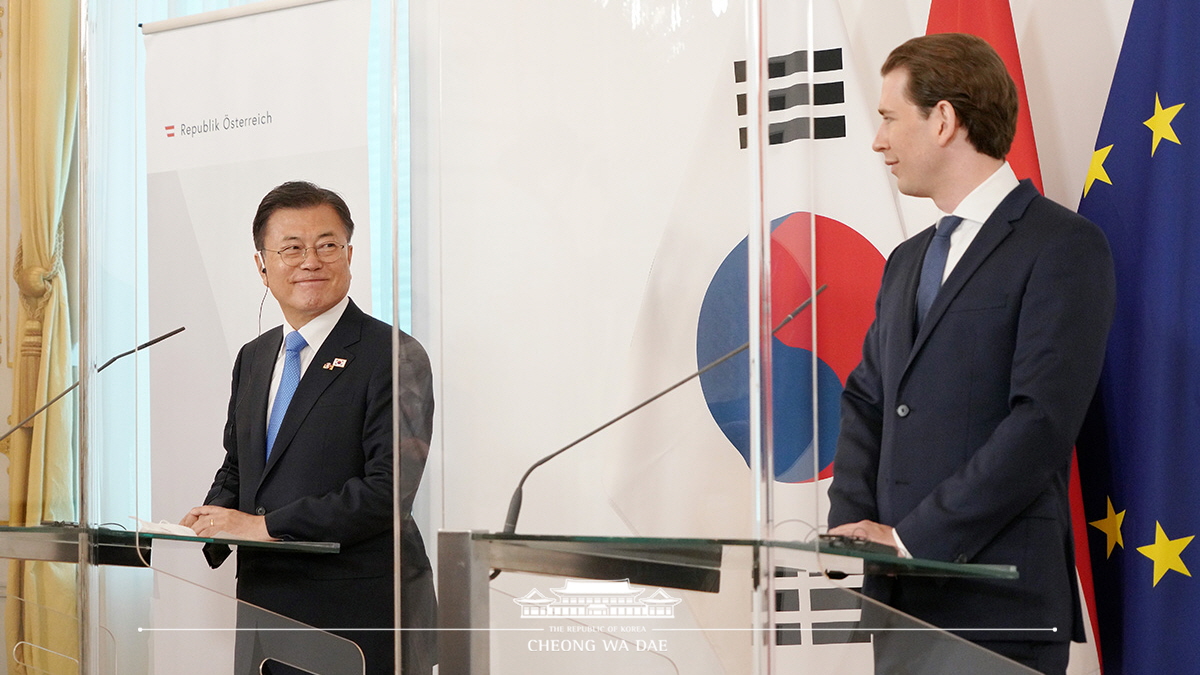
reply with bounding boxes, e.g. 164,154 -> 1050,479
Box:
266,330 -> 307,459
916,215 -> 963,330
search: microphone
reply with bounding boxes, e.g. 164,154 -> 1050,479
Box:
502,284 -> 828,535
0,326 -> 187,445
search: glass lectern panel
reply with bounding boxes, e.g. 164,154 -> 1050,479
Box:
768,546 -> 1038,675
0,591 -> 113,674
98,535 -> 366,675
437,534 -> 1034,675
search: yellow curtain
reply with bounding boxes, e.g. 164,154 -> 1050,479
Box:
5,1 -> 80,673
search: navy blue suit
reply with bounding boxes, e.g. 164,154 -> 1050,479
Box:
828,181 -> 1115,644
203,299 -> 436,674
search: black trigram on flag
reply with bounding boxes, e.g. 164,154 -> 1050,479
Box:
772,567 -> 869,647
734,48 -> 847,149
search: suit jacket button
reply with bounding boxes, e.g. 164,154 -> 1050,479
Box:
255,507 -> 266,515
896,404 -> 910,418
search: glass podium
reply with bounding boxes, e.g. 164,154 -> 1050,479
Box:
438,532 -> 1037,675
0,526 -> 362,674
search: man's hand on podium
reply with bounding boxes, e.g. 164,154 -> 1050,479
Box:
180,506 -> 275,541
829,520 -> 901,551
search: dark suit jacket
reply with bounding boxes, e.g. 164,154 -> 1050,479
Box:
203,298 -> 435,672
828,180 -> 1115,643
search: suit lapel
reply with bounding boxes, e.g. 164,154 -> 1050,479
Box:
898,229 -> 933,352
905,181 -> 1037,370
262,302 -> 365,477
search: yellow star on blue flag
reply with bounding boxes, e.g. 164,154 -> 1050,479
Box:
1144,93 -> 1184,156
1136,521 -> 1193,586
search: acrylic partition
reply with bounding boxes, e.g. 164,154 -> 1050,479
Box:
0,0 -> 429,673
410,0 -> 781,660
0,0 -> 1045,673
415,0 -> 1040,674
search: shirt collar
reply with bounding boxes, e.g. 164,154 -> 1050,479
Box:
943,162 -> 1019,224
285,295 -> 350,356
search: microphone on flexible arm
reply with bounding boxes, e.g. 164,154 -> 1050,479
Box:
500,284 -> 829,537
0,326 -> 187,446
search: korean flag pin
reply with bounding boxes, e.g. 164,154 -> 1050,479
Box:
332,358 -> 347,368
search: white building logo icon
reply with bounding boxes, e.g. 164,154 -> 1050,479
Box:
513,579 -> 681,619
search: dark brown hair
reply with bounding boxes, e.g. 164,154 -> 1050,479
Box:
252,181 -> 355,250
882,33 -> 1018,160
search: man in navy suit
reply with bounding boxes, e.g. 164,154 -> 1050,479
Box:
182,181 -> 435,675
827,34 -> 1115,675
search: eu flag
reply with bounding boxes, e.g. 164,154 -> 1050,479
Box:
1076,1 -> 1200,673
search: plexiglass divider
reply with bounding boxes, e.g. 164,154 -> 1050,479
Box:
0,0 -> 1042,672
417,0 -> 1039,673
71,0 -> 423,672
417,0 -> 813,672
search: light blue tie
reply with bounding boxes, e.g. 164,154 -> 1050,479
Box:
916,215 -> 963,330
266,330 -> 307,459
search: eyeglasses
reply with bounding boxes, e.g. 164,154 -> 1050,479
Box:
260,241 -> 347,267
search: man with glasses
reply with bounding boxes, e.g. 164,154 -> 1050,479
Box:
181,181 -> 436,675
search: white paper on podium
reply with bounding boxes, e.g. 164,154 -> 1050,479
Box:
132,517 -> 196,536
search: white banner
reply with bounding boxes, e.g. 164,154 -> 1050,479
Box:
143,1 -> 370,672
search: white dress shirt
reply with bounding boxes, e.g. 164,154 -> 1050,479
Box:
939,162 -> 1020,282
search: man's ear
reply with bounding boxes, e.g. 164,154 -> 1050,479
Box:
932,100 -> 960,146
255,253 -> 268,285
